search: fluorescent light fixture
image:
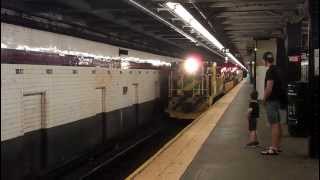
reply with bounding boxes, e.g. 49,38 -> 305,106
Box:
166,2 -> 223,50
128,0 -> 197,43
127,0 -> 224,58
226,52 -> 247,70
166,2 -> 248,71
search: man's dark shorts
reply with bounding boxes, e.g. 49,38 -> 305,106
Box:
266,101 -> 281,124
248,118 -> 257,131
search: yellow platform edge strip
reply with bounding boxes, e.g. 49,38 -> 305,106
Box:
126,80 -> 245,180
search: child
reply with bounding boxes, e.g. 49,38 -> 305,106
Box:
246,90 -> 260,147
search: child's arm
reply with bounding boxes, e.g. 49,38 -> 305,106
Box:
247,108 -> 252,119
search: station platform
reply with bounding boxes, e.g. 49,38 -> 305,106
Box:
127,79 -> 319,180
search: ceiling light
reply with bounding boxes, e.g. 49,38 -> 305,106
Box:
127,0 -> 224,58
226,52 -> 247,70
166,2 -> 224,50
166,2 -> 248,71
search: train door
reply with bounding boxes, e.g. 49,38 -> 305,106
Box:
212,64 -> 217,97
96,87 -> 106,143
132,83 -> 139,125
23,94 -> 44,133
22,92 -> 46,178
154,81 -> 160,116
155,81 -> 159,99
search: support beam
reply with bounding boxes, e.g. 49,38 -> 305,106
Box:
226,30 -> 270,34
212,6 -> 299,11
209,0 -> 304,8
224,26 -> 282,31
216,13 -> 282,18
222,19 -> 284,24
223,16 -> 284,20
253,40 -> 257,90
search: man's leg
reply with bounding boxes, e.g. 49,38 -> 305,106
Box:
279,122 -> 282,146
271,123 -> 282,150
262,101 -> 282,154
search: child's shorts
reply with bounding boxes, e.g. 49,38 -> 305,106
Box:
248,118 -> 257,131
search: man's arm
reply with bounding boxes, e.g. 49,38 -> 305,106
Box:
263,80 -> 274,102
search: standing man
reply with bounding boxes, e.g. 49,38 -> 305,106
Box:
261,52 -> 283,155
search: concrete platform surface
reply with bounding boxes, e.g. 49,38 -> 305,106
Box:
127,78 -> 245,180
182,80 -> 319,180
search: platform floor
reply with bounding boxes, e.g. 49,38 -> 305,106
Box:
181,80 -> 319,180
127,79 -> 319,180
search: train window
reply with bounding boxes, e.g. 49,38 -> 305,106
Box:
123,86 -> 128,95
72,70 -> 78,74
16,69 -> 24,74
46,69 -> 53,74
91,70 -> 96,74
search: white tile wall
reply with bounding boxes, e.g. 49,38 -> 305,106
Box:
1,64 -> 160,141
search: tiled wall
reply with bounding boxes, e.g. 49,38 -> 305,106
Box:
1,64 -> 160,141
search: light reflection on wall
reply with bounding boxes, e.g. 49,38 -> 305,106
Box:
1,43 -> 8,48
1,43 -> 171,67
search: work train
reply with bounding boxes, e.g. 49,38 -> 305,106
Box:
1,23 -> 173,180
167,58 -> 243,119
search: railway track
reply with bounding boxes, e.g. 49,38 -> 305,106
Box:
44,117 -> 191,180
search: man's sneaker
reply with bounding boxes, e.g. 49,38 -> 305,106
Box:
246,141 -> 259,147
261,147 -> 279,155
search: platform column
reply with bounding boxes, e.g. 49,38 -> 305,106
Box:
286,21 -> 302,82
308,0 -> 319,159
253,40 -> 257,91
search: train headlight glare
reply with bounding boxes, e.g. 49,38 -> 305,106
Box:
184,58 -> 199,74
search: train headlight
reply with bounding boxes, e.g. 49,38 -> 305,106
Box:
184,57 -> 199,74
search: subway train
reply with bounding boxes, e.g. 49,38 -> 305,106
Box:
1,23 -> 172,180
166,57 -> 243,119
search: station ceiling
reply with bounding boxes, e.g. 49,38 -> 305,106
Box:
1,0 -> 307,66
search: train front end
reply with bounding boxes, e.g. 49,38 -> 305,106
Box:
167,57 -> 217,120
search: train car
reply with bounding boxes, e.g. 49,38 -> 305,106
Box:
1,23 -> 174,180
166,58 -> 242,120
221,67 -> 243,94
